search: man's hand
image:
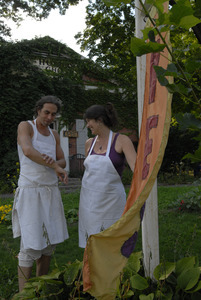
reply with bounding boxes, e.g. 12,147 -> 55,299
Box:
54,165 -> 68,185
41,154 -> 68,184
41,154 -> 55,165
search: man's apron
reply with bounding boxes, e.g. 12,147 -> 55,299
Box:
12,120 -> 69,250
79,130 -> 126,248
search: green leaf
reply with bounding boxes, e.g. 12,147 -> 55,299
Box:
153,64 -> 179,80
178,15 -> 201,30
124,290 -> 135,297
130,274 -> 149,290
131,37 -> 166,56
153,66 -> 166,76
154,262 -> 175,280
157,75 -> 169,86
176,113 -> 201,131
175,256 -> 196,276
155,288 -> 173,300
142,27 -> 158,41
125,251 -> 143,273
166,63 -> 180,76
147,0 -> 167,16
166,83 -> 190,95
168,0 -> 201,29
63,260 -> 83,286
183,146 -> 201,163
139,293 -> 154,300
188,280 -> 201,293
177,267 -> 200,290
185,59 -> 201,73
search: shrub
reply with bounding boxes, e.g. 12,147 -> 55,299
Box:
12,252 -> 201,299
122,166 -> 133,185
169,187 -> 201,212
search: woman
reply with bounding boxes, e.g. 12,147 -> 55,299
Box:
79,103 -> 137,248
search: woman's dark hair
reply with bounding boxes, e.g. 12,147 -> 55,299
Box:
84,102 -> 119,128
34,95 -> 61,116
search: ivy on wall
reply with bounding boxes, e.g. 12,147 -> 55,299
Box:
0,36 -> 138,182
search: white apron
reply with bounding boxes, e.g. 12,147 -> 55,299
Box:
79,130 -> 126,248
12,120 -> 69,250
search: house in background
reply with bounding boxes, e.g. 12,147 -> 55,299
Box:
31,36 -> 138,176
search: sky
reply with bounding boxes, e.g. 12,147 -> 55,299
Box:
6,0 -> 89,57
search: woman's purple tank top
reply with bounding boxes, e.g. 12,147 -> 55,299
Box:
90,133 -> 125,177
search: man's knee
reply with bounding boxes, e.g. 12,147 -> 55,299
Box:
18,245 -> 56,267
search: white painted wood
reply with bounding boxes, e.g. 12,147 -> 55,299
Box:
60,125 -> 70,173
135,0 -> 160,278
76,119 -> 88,156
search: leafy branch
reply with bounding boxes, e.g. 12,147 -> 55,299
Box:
104,0 -> 201,163
132,0 -> 201,107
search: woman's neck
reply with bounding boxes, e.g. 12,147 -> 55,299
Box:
97,127 -> 110,141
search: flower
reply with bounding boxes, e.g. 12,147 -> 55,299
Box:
0,204 -> 12,224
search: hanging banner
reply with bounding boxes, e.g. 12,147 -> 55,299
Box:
83,4 -> 172,299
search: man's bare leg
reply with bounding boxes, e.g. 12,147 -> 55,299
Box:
18,266 -> 32,292
36,255 -> 51,276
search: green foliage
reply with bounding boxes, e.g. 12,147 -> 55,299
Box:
128,0 -> 201,103
75,0 -> 138,113
121,165 -> 133,185
11,252 -> 201,299
12,260 -> 94,300
169,187 -> 201,212
0,36 -> 137,183
176,113 -> 201,163
66,208 -> 79,224
118,252 -> 201,299
0,0 -> 78,39
160,124 -> 199,174
1,185 -> 201,298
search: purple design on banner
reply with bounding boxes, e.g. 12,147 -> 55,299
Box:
121,231 -> 138,258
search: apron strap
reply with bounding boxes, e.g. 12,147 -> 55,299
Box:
88,136 -> 98,156
106,130 -> 113,157
88,130 -> 113,157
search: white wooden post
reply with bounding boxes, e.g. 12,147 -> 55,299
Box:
135,0 -> 160,278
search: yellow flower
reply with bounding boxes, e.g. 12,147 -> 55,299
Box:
0,204 -> 12,224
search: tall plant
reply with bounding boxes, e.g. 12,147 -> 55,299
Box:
104,0 -> 201,163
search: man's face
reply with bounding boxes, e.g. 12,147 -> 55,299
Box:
37,103 -> 58,127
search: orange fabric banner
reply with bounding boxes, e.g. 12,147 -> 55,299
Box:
82,5 -> 172,300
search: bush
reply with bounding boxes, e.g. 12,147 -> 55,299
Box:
169,187 -> 201,212
122,165 -> 133,185
12,252 -> 201,299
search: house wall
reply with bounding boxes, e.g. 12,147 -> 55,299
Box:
58,119 -> 88,173
76,119 -> 87,156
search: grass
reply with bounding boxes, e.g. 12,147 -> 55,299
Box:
0,183 -> 201,299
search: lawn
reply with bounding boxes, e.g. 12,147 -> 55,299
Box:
0,184 -> 201,299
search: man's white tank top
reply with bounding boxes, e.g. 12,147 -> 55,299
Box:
18,120 -> 58,187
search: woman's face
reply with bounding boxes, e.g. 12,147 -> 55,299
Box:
86,118 -> 100,135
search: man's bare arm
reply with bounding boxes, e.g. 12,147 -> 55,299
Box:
18,121 -> 68,183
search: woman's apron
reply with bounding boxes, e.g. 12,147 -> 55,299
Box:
79,130 -> 126,248
12,120 -> 69,250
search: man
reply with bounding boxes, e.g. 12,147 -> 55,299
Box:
12,95 -> 69,291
